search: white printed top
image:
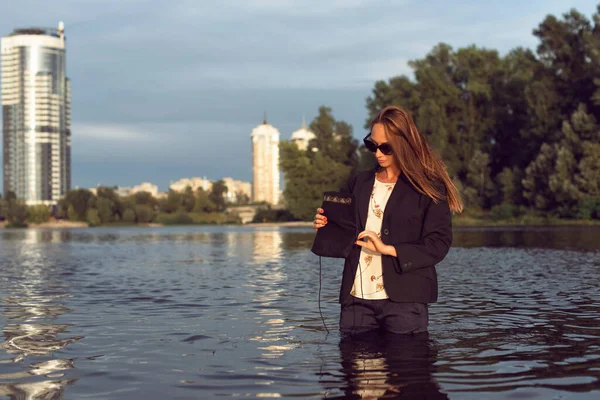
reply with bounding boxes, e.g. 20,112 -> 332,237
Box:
350,178 -> 396,300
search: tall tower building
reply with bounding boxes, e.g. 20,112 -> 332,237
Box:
1,22 -> 71,205
251,116 -> 280,205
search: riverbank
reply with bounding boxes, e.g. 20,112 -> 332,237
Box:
452,215 -> 600,227
29,220 -> 89,229
1,217 -> 598,229
0,220 -> 164,229
245,221 -> 313,227
0,220 -> 89,229
248,218 -> 600,227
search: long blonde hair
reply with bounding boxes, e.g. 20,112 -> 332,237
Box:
371,106 -> 463,213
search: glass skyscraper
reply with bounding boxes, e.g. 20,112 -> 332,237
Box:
1,22 -> 71,205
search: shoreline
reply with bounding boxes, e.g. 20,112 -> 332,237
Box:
0,220 -> 89,229
1,219 -> 599,229
244,221 -> 313,227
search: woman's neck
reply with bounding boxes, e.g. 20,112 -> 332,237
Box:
377,165 -> 401,183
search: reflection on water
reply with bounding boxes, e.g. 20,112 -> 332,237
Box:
3,225 -> 599,251
0,226 -> 598,398
247,230 -> 297,361
251,229 -> 283,264
322,332 -> 448,399
452,225 -> 600,250
0,230 -> 81,399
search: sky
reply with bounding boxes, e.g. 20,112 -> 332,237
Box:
1,0 -> 599,191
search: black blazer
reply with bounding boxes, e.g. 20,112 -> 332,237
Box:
339,167 -> 452,305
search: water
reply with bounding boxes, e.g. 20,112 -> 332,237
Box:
0,226 -> 598,399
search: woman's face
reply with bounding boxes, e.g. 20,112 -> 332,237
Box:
371,123 -> 396,168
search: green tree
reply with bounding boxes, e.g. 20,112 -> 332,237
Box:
135,204 -> 154,223
576,143 -> 600,199
63,189 -> 95,221
310,106 -> 359,170
280,106 -> 359,220
534,8 -> 597,120
0,193 -> 7,221
365,43 -> 502,199
26,205 -> 51,224
234,191 -> 250,205
465,150 -> 495,209
522,143 -> 557,211
123,208 -> 136,223
0,205 -> 5,222
160,190 -> 182,213
366,76 -> 419,122
360,4 -> 600,218
133,191 -> 157,209
96,186 -> 121,220
491,47 -> 540,173
209,180 -> 228,212
252,206 -> 296,223
193,188 -> 216,213
6,197 -> 27,225
549,145 -> 581,216
279,141 -> 316,219
181,186 -> 196,213
1,191 -> 27,225
357,145 -> 377,172
96,197 -> 114,224
497,167 -> 523,205
86,208 -> 101,227
67,204 -> 78,221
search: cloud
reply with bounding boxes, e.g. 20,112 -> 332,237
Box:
236,0 -> 384,14
73,123 -> 155,141
170,0 -> 393,17
71,120 -> 252,161
2,0 -> 599,190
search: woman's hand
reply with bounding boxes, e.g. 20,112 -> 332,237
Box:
356,230 -> 396,256
313,208 -> 327,231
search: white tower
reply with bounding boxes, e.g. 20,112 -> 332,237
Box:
251,115 -> 280,205
290,118 -> 316,151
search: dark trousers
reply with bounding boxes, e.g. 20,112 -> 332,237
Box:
340,296 -> 428,335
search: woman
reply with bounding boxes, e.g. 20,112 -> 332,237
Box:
314,105 -> 463,335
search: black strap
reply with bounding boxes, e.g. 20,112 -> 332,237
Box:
318,256 -> 329,334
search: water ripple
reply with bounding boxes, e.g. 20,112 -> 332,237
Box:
0,226 -> 598,398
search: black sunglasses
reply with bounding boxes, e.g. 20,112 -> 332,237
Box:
363,134 -> 393,155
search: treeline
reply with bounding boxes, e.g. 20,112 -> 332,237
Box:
280,106 -> 362,220
0,191 -> 30,227
366,5 -> 600,219
281,5 -> 600,222
0,180 -> 243,227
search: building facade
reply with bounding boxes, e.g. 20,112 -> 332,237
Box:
170,177 -> 212,193
130,182 -> 159,197
251,118 -> 280,205
290,119 -> 316,152
222,177 -> 252,204
1,22 -> 71,205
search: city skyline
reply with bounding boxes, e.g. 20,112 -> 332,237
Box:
81,118 -> 306,194
1,0 -> 598,192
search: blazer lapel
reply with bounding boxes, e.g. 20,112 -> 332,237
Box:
382,173 -> 412,222
358,169 -> 376,230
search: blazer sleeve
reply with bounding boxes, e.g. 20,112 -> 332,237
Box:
388,192 -> 453,274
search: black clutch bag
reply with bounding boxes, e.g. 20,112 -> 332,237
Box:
311,191 -> 357,258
